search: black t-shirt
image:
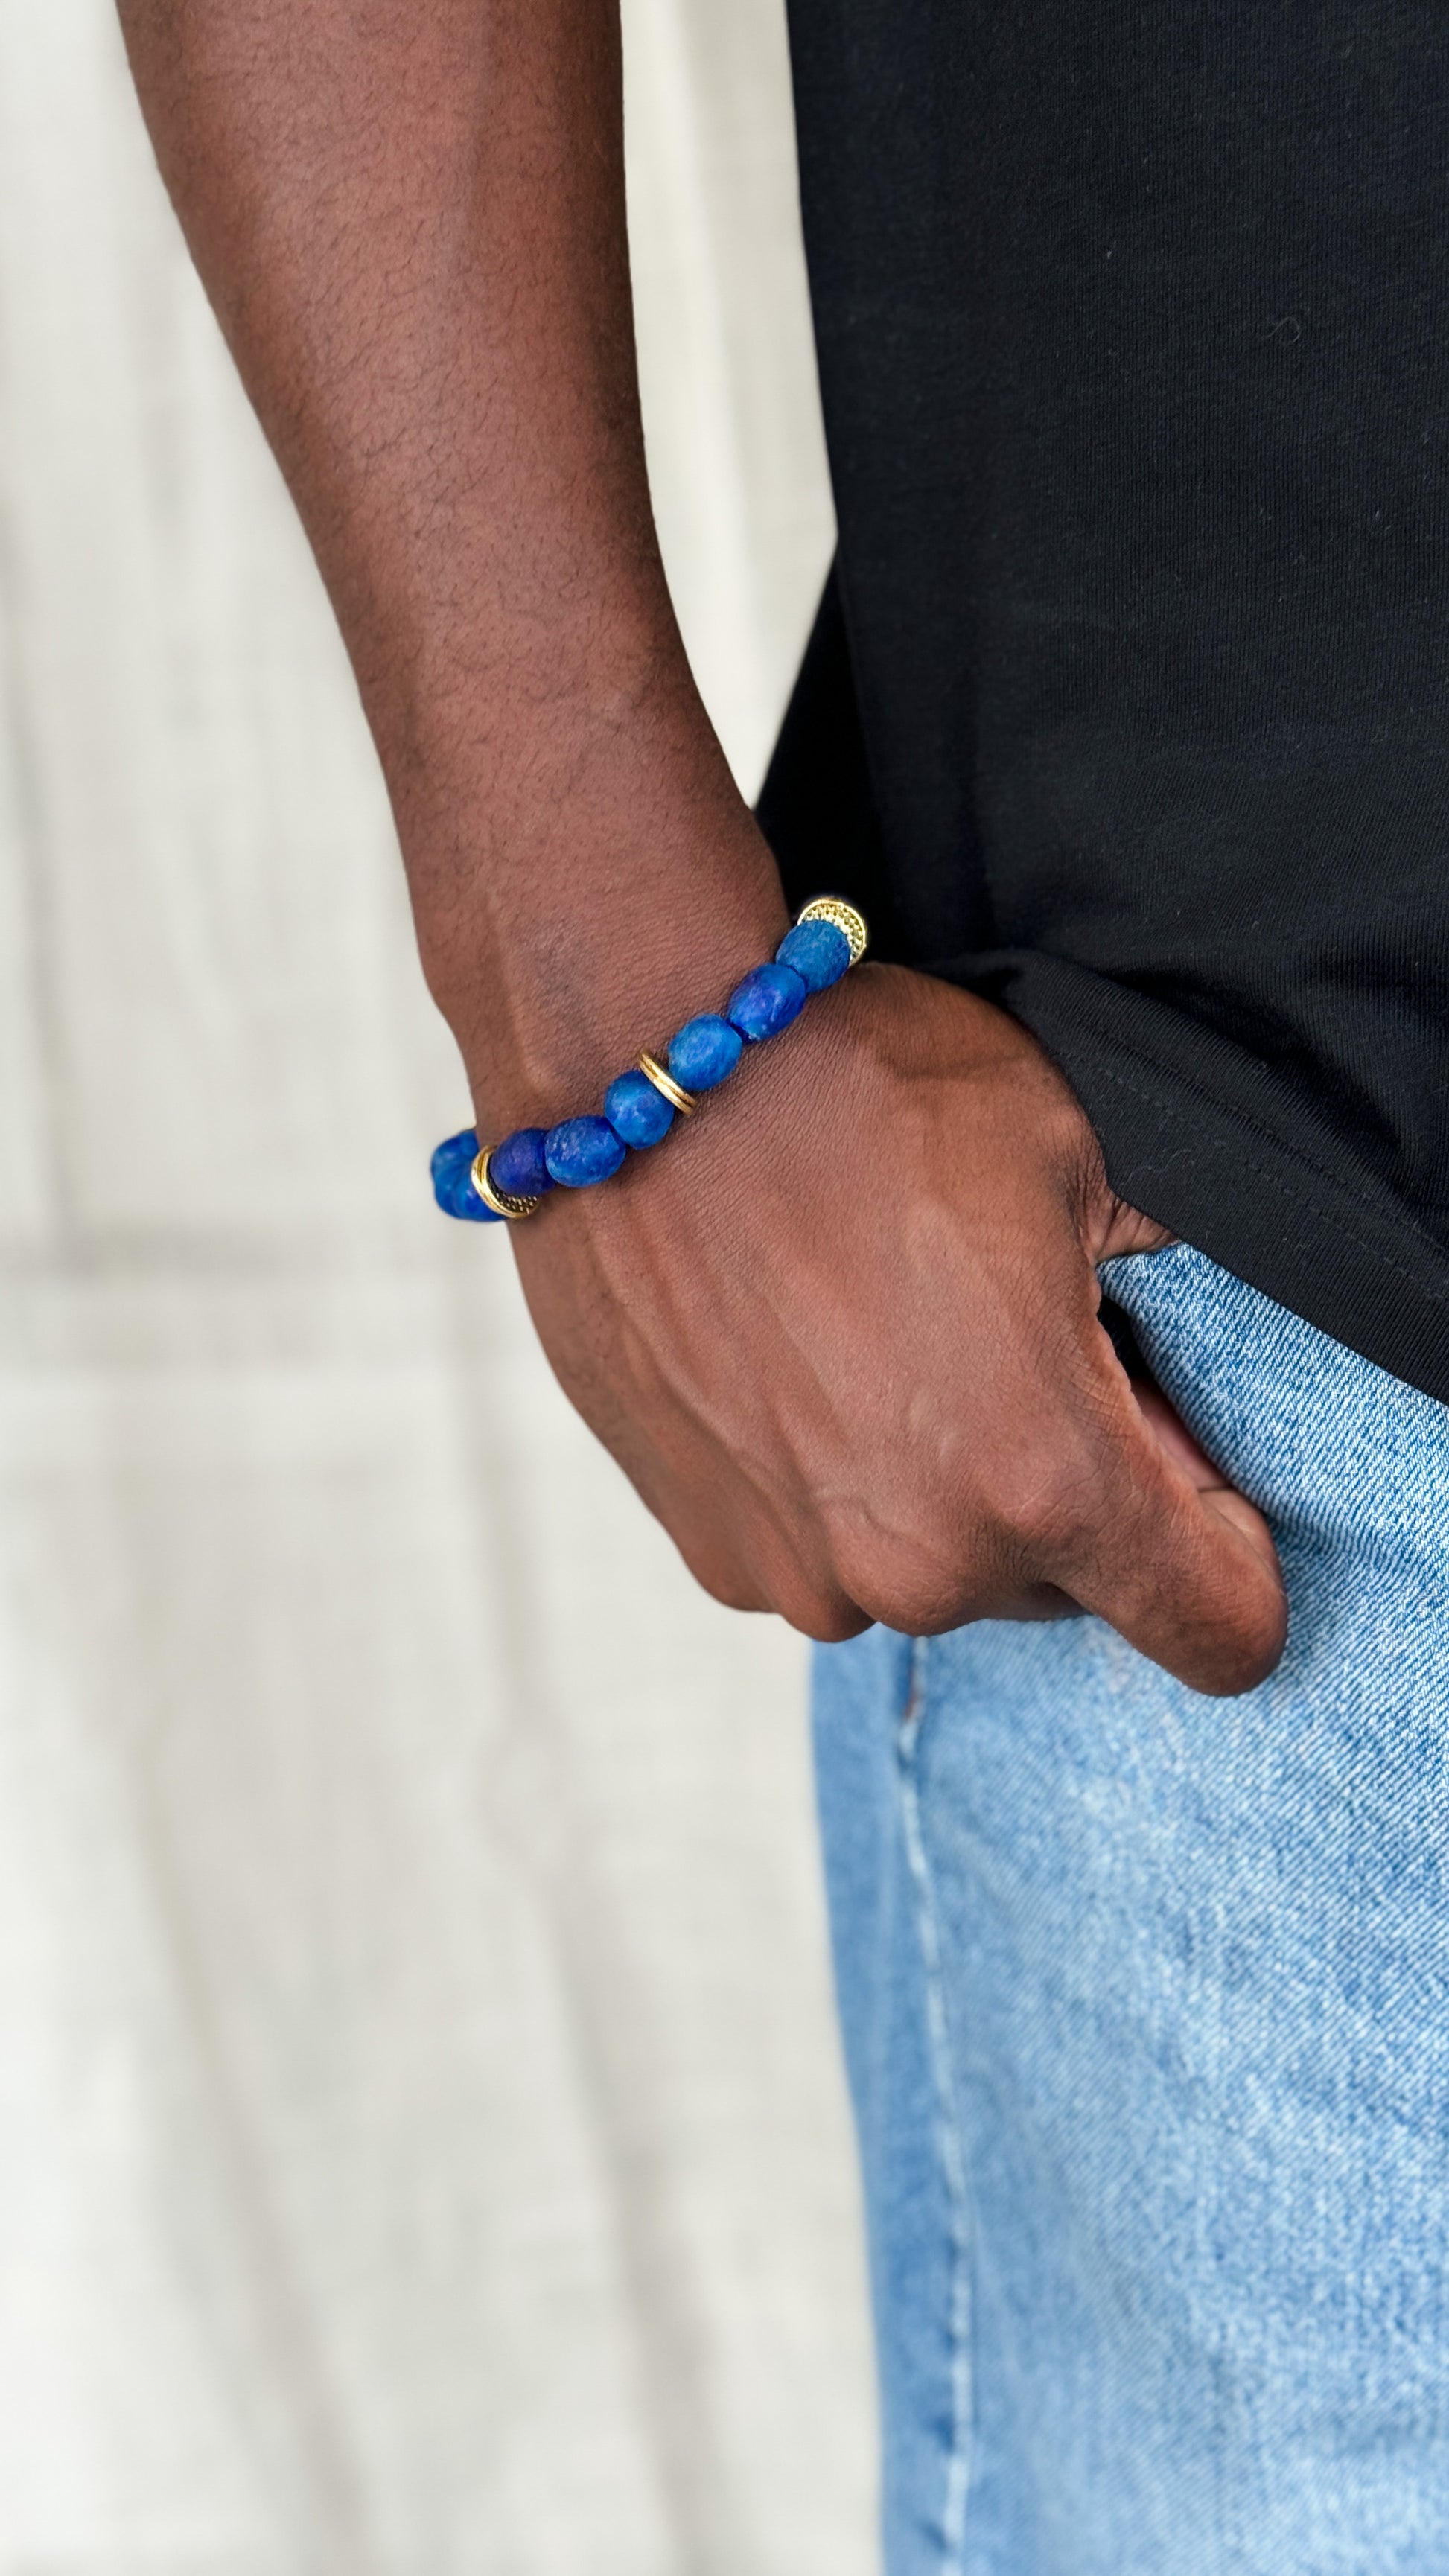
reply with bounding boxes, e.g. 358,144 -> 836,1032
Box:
759,0 -> 1449,1405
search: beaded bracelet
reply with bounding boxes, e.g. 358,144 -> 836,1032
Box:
430,894 -> 868,1224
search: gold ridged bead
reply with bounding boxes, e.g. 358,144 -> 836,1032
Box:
796,895 -> 869,967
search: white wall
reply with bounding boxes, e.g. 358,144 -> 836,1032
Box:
0,2 -> 873,2568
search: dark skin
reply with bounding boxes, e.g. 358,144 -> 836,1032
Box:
118,0 -> 1287,1691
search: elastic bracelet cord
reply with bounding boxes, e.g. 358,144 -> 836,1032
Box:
430,895 -> 869,1225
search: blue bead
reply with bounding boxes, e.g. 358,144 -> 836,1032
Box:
727,960 -> 808,1043
544,1114 -> 627,1187
430,1128 -> 504,1222
776,917 -> 851,992
668,1013 -> 743,1092
604,1067 -> 675,1148
491,1126 -> 554,1198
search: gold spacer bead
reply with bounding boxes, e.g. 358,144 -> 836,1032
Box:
796,895 -> 869,968
471,1150 -> 543,1220
637,1051 -> 698,1118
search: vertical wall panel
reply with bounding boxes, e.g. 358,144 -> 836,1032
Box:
0,1 -> 872,2569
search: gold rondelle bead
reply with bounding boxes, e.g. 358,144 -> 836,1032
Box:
797,894 -> 869,967
471,1150 -> 543,1220
637,1051 -> 698,1117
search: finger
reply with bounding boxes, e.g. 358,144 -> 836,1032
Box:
1054,1363 -> 1287,1695
1129,1377 -> 1280,1587
666,1485 -> 870,1643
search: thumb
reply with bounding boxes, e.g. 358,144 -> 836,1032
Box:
1062,1362 -> 1287,1695
1129,1375 -> 1282,1593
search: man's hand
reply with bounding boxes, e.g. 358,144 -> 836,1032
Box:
509,960 -> 1286,1696
118,0 -> 1285,1695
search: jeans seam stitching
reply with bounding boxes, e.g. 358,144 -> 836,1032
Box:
899,1636 -> 974,2572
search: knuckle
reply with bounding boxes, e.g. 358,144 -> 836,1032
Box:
730,1528 -> 867,1643
768,1555 -> 866,1638
706,1577 -> 768,1616
866,1573 -> 964,1637
783,1590 -> 870,1645
829,1524 -> 972,1641
678,1540 -> 768,1616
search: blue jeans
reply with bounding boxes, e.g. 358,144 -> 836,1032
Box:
814,1243 -> 1449,2574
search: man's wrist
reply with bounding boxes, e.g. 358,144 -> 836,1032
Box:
375,603 -> 791,1126
417,807 -> 791,1134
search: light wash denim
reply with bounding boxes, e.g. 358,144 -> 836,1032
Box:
814,1243 -> 1449,2575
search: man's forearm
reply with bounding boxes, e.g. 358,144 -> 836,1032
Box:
117,0 -> 1287,1696
118,0 -> 785,1124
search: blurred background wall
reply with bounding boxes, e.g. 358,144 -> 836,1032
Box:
0,3 -> 876,2569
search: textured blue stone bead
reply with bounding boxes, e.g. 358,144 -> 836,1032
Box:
544,1115 -> 627,1187
430,1128 -> 504,1222
776,916 -> 851,992
604,1066 -> 675,1148
491,1126 -> 554,1198
727,960 -> 807,1043
668,1013 -> 743,1092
